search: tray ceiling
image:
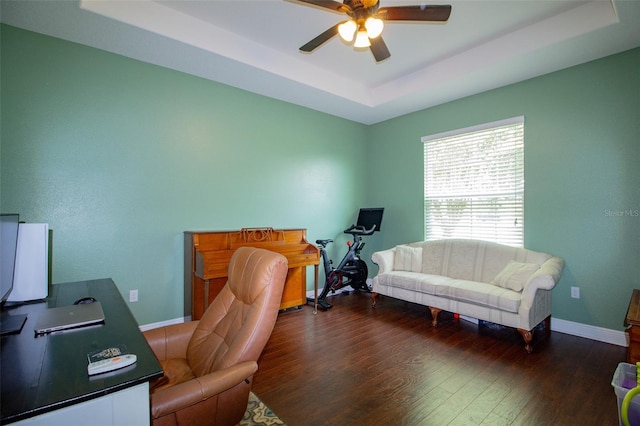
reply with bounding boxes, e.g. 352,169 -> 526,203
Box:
1,0 -> 639,124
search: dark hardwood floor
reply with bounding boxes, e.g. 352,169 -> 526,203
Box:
252,291 -> 627,426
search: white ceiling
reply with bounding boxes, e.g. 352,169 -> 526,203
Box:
2,0 -> 639,124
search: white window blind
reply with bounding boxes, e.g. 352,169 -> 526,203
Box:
422,117 -> 524,247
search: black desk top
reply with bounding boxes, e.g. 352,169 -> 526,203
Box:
0,278 -> 163,424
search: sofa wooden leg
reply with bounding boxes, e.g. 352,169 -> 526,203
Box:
545,315 -> 551,336
517,328 -> 534,353
371,292 -> 378,307
429,307 -> 441,326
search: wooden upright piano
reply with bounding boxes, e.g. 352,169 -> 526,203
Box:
184,228 -> 320,320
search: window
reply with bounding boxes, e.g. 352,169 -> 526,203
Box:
422,116 -> 524,247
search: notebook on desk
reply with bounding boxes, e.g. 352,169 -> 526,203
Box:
34,302 -> 105,335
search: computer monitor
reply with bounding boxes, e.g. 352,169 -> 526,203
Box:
356,208 -> 384,232
1,214 -> 27,335
1,214 -> 20,305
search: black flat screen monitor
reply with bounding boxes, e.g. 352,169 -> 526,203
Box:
1,214 -> 20,304
356,208 -> 384,232
1,214 -> 27,335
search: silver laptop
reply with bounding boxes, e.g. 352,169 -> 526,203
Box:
34,302 -> 105,335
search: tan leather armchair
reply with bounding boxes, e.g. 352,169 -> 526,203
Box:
143,247 -> 288,426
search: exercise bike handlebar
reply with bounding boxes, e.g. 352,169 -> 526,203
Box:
343,223 -> 377,236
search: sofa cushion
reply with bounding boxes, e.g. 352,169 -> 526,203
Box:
446,279 -> 521,313
491,261 -> 540,292
377,271 -> 452,294
393,245 -> 423,272
375,272 -> 521,313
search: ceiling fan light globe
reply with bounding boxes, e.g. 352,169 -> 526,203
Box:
338,20 -> 357,42
365,17 -> 384,39
354,30 -> 371,48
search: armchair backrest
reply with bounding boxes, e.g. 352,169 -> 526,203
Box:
186,247 -> 288,377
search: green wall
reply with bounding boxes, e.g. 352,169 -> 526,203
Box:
0,25 -> 368,325
366,48 -> 640,331
2,24 -> 639,331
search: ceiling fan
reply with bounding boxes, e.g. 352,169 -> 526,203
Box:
293,0 -> 452,62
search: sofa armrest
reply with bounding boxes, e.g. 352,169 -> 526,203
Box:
521,256 -> 565,303
144,321 -> 199,361
371,248 -> 396,274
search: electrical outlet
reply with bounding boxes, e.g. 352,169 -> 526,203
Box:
129,289 -> 138,302
571,287 -> 580,299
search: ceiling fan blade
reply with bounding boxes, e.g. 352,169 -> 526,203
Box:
379,5 -> 452,22
369,36 -> 390,62
293,0 -> 350,13
300,23 -> 340,52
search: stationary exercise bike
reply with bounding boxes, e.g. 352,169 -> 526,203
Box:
315,208 -> 384,311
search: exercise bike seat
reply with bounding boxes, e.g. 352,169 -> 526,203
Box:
316,239 -> 333,246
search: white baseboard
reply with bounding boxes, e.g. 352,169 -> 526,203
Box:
139,316 -> 189,332
140,306 -> 628,348
551,317 -> 627,347
305,287 -> 352,299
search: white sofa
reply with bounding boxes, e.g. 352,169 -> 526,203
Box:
371,239 -> 565,352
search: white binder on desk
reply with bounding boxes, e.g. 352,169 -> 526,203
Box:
7,223 -> 49,302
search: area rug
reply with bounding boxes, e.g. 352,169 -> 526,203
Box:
240,392 -> 286,426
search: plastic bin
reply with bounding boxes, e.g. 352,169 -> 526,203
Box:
612,362 -> 640,426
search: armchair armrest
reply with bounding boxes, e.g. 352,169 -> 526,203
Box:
150,360 -> 258,419
144,321 -> 199,361
371,248 -> 396,274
